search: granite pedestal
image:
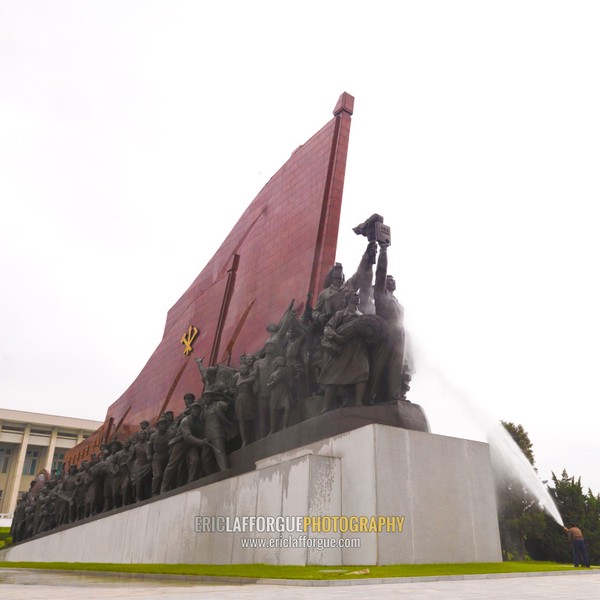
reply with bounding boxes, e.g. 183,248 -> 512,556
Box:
0,419 -> 502,565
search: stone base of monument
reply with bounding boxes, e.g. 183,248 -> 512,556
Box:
0,420 -> 502,565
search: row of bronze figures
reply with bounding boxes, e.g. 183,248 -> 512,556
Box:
11,216 -> 412,542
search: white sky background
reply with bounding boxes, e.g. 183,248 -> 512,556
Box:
1,2 -> 599,494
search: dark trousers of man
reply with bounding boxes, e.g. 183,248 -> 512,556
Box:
258,395 -> 270,439
151,455 -> 169,496
160,441 -> 201,493
573,539 -> 590,567
200,437 -> 229,475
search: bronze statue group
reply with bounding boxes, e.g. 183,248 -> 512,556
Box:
11,216 -> 413,543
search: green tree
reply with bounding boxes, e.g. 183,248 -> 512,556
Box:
502,421 -> 535,465
529,471 -> 600,564
495,421 -> 546,560
525,471 -> 574,562
495,422 -> 600,564
554,470 -> 600,565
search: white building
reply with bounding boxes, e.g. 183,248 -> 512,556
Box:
0,408 -> 102,520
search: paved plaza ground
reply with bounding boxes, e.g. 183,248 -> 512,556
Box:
1,568 -> 598,600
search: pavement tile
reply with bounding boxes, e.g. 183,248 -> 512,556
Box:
1,568 -> 600,600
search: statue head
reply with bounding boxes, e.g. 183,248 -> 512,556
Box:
163,410 -> 174,423
344,289 -> 360,308
240,353 -> 256,368
266,322 -> 279,334
157,417 -> 168,433
139,420 -> 150,431
110,440 -> 123,453
190,401 -> 203,417
385,275 -> 396,292
183,393 -> 196,407
205,367 -> 218,383
324,262 -> 345,289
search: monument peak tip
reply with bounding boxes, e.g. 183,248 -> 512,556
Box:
333,92 -> 354,116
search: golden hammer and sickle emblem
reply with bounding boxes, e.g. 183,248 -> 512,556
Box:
181,325 -> 199,356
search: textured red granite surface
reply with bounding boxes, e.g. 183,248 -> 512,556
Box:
65,93 -> 354,464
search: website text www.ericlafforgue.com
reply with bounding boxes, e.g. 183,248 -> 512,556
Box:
239,535 -> 361,550
194,515 -> 405,550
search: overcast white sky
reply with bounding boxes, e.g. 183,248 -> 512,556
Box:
2,2 -> 600,496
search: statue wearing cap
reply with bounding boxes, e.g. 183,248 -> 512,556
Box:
160,401 -> 204,493
147,416 -> 173,496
